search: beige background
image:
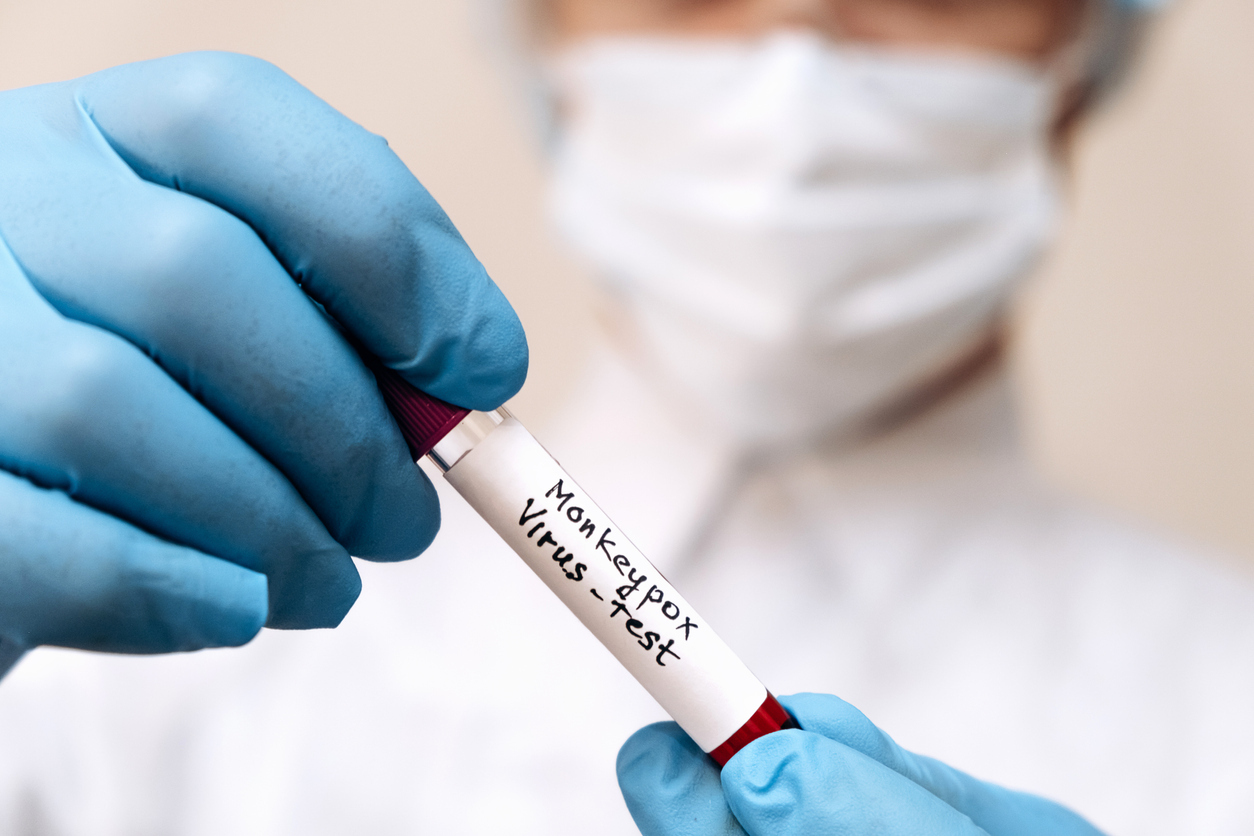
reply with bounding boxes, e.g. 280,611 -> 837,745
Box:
1,0 -> 1250,561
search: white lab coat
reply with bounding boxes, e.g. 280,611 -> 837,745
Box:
1,344 -> 1252,835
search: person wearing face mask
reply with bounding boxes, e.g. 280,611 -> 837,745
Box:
545,32 -> 1058,453
529,0 -> 1254,832
1,1 -> 1253,836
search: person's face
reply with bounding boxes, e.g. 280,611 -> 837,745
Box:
543,0 -> 1086,438
547,0 -> 1086,63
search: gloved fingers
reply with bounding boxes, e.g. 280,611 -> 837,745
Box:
722,730 -> 989,836
0,247 -> 360,629
76,51 -> 528,410
777,694 -> 1104,835
617,722 -> 748,836
0,469 -> 267,653
0,637 -> 25,680
778,693 -> 918,781
0,124 -> 438,561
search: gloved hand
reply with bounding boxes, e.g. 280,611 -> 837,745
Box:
0,52 -> 527,661
617,693 -> 1104,836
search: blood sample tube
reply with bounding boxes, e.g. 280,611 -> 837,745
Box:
373,364 -> 797,765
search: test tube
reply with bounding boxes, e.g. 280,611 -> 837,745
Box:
373,364 -> 796,765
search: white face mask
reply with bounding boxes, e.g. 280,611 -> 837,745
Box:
547,31 -> 1061,449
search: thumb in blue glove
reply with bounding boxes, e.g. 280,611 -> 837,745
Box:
617,693 -> 1104,836
0,52 -> 527,663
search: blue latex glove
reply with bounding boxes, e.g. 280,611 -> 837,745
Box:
618,693 -> 1104,836
0,52 -> 527,661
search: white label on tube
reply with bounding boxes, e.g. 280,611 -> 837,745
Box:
444,418 -> 767,753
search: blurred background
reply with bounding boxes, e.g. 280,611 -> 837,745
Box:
1,0 -> 1250,562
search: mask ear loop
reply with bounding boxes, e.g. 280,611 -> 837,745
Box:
1046,0 -> 1153,149
477,0 -> 565,153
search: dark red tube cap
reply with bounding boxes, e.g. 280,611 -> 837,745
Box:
708,693 -> 799,766
371,364 -> 471,460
